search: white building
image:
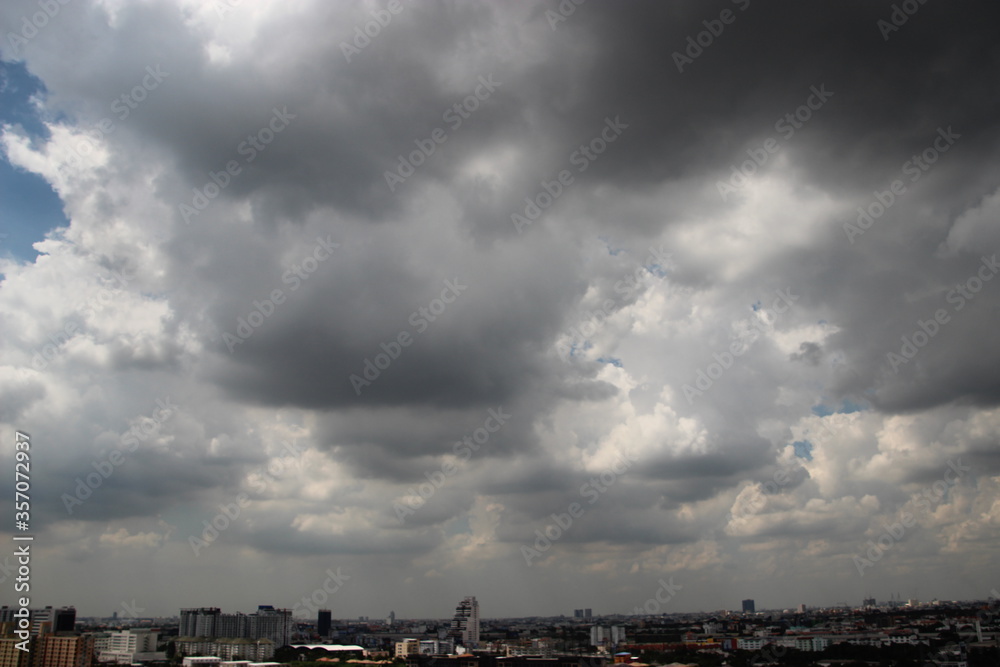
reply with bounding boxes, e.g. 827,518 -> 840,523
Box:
590,626 -> 626,649
98,629 -> 160,664
175,638 -> 275,661
419,639 -> 454,655
395,639 -> 419,658
182,658 -> 221,667
448,597 -> 480,647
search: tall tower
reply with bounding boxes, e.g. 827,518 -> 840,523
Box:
54,607 -> 76,633
318,610 -> 332,638
742,599 -> 755,614
448,597 -> 480,647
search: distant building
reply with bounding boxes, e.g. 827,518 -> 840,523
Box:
99,629 -> 162,664
590,626 -> 625,650
174,638 -> 275,661
742,599 -> 755,614
317,610 -> 331,638
54,607 -> 76,633
181,658 -> 220,667
396,639 -> 420,658
181,608 -> 222,638
178,606 -> 291,646
29,607 -> 54,637
584,609 -> 592,619
448,597 -> 480,648
287,645 -> 364,661
0,637 -> 30,667
419,639 -> 454,655
34,633 -> 94,667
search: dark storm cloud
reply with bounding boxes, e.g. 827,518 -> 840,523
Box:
544,0 -> 1000,193
4,0 -> 1000,615
86,0 -> 998,421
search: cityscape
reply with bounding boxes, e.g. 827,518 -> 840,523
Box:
2,594 -> 999,667
3,2 -> 1000,667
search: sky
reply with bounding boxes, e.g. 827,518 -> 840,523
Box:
1,0 -> 1000,621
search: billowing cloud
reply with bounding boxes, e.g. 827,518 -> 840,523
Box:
1,0 -> 1000,617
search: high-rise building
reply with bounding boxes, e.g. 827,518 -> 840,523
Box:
318,610 -> 332,638
0,637 -> 30,667
248,606 -> 293,647
448,597 -> 480,648
99,629 -> 161,664
584,609 -> 592,619
395,639 -> 419,658
590,625 -> 625,648
742,599 -> 756,614
214,611 -> 248,639
29,607 -> 53,637
387,611 -> 396,627
180,608 -> 221,638
574,610 -> 583,619
179,606 -> 291,646
54,608 -> 76,633
419,639 -> 454,655
34,634 -> 94,667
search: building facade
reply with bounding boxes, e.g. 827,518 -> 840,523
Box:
178,607 -> 291,647
317,610 -> 331,638
33,634 -> 94,667
448,597 -> 480,648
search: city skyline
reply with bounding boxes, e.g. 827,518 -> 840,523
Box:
8,593 -> 995,624
2,0 -> 1000,623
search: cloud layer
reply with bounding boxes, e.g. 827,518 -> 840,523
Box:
1,0 -> 1000,617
